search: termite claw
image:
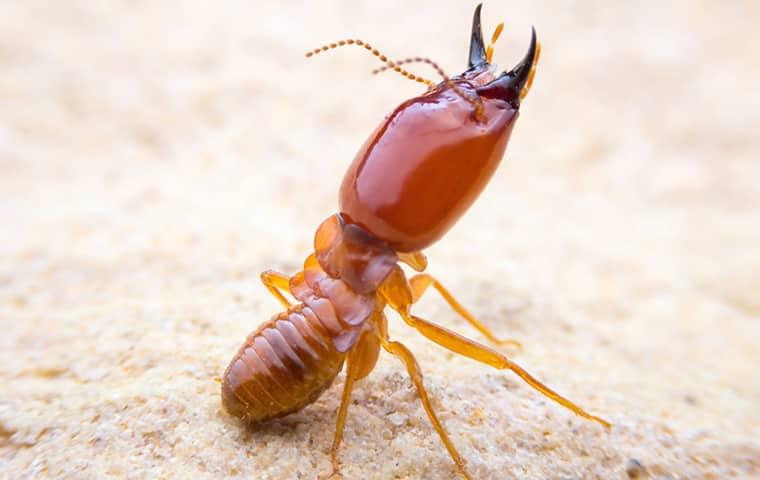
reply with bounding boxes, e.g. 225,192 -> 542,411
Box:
504,26 -> 538,91
468,3 -> 487,68
476,27 -> 539,106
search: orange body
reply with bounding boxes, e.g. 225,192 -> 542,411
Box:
222,5 -> 608,479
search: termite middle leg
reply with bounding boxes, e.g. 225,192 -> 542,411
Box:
260,270 -> 292,309
409,273 -> 521,348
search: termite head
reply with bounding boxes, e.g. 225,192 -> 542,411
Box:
339,4 -> 540,252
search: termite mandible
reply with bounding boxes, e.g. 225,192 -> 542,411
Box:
221,5 -> 610,479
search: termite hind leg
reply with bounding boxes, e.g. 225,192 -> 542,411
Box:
328,350 -> 360,478
401,313 -> 611,429
328,327 -> 380,479
260,270 -> 292,309
379,334 -> 473,480
409,273 -> 522,349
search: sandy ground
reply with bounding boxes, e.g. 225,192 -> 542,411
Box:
2,1 -> 759,479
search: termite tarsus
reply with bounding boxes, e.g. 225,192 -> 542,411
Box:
221,5 -> 610,479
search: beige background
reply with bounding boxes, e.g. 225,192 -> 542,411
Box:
1,1 -> 759,479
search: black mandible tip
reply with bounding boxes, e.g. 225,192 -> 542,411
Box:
502,26 -> 537,94
475,27 -> 538,107
468,4 -> 487,69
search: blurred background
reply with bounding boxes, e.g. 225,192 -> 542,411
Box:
1,1 -> 758,478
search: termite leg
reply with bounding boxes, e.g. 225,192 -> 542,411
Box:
408,274 -> 521,348
260,270 -> 292,309
329,350 -> 360,477
378,334 -> 472,480
401,313 -> 610,429
329,327 -> 382,478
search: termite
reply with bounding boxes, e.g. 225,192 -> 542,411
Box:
221,4 -> 610,479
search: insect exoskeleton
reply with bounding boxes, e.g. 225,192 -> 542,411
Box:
222,5 -> 609,480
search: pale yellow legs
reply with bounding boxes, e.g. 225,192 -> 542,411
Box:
282,264 -> 609,480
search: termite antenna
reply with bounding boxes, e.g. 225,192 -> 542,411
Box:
371,57 -> 450,88
306,40 -> 484,118
371,57 -> 429,75
305,39 -> 436,88
371,57 -> 449,92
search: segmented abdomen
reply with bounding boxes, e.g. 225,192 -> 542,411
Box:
222,239 -> 382,423
222,305 -> 346,423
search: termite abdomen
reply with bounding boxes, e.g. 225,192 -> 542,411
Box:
221,307 -> 345,423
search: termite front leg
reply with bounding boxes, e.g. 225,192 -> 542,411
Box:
409,273 -> 521,348
260,270 -> 292,309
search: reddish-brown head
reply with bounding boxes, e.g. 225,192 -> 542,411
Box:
339,6 -> 539,252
